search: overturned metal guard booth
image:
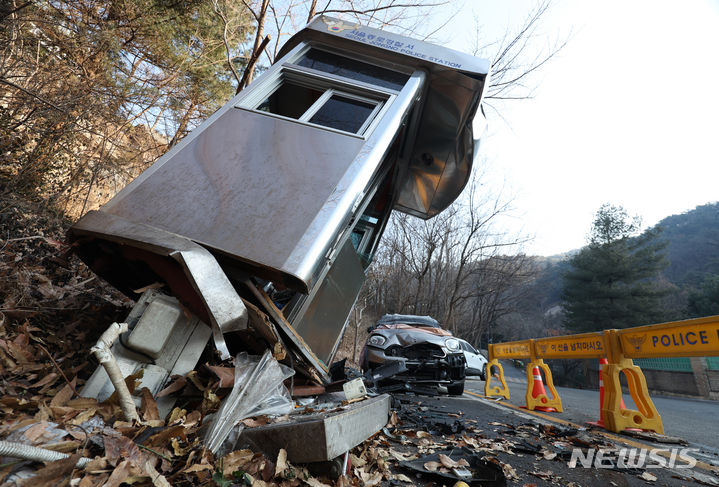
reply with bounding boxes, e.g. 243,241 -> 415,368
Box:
69,16 -> 490,383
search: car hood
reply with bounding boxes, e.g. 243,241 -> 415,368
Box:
369,326 -> 455,350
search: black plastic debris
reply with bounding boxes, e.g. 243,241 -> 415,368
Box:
538,423 -> 580,438
399,449 -> 506,487
512,438 -> 543,455
394,402 -> 466,435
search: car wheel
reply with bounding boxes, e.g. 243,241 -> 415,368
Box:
447,381 -> 464,396
480,370 -> 486,381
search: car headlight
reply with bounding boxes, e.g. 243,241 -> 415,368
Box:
445,338 -> 460,351
367,335 -> 386,347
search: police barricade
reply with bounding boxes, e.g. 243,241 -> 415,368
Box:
483,315 -> 719,435
484,340 -> 531,400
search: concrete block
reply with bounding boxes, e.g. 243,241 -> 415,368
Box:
240,394 -> 390,462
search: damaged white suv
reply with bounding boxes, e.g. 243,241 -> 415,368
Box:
360,314 -> 467,395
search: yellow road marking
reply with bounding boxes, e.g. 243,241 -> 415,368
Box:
464,390 -> 719,474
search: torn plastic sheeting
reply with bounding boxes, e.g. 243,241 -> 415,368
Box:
205,350 -> 295,454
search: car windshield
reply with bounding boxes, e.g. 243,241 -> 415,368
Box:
376,314 -> 441,328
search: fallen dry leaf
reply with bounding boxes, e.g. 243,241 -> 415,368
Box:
156,376 -> 187,398
423,461 -> 441,472
392,473 -> 414,483
23,420 -> 54,443
30,372 -> 58,389
275,448 -> 288,477
140,388 -> 160,422
242,416 -> 270,428
222,449 -> 255,474
43,439 -> 82,453
641,471 -> 657,482
146,424 -> 188,448
143,460 -> 171,487
84,456 -> 109,472
389,449 -> 416,462
184,410 -> 202,427
387,410 -> 399,427
167,407 -> 186,425
181,462 -> 214,474
531,470 -> 553,479
69,407 -> 97,426
24,453 -> 80,486
104,460 -> 143,487
460,435 -> 480,448
305,478 -> 331,487
170,437 -> 193,456
104,434 -> 147,467
207,365 -> 235,388
78,472 -> 110,487
357,469 -> 383,487
490,459 -> 518,481
50,381 -> 76,407
542,449 -> 557,460
350,452 -> 367,468
438,453 -> 469,469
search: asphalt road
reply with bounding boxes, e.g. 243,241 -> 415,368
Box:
463,363 -> 719,467
393,392 -> 719,486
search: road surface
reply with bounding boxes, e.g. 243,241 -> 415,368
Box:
392,391 -> 719,486
463,362 -> 719,468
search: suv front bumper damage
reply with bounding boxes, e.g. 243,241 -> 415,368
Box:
365,347 -> 466,385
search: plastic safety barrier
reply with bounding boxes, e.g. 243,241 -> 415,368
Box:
602,330 -> 663,434
484,341 -> 526,400
484,339 -> 563,412
483,315 -> 719,435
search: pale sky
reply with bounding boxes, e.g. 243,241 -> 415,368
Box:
441,0 -> 719,256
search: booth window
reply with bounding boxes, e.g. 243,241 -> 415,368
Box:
296,48 -> 409,91
256,82 -> 323,119
308,95 -> 376,134
251,48 -> 408,136
255,74 -> 385,135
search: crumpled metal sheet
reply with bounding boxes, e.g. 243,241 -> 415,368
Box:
69,211 -> 247,360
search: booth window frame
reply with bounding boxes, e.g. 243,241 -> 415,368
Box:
237,43 -> 410,139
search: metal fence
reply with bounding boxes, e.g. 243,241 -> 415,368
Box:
706,356 -> 719,371
633,357 -> 693,372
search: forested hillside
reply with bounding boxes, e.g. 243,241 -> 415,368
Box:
661,203 -> 719,285
502,202 -> 719,343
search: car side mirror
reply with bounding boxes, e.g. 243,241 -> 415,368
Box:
366,326 -> 375,333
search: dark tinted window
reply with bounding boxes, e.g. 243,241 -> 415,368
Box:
298,49 -> 409,91
257,82 -> 322,119
308,95 -> 376,133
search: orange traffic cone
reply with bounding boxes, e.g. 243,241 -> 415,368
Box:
522,366 -> 558,412
587,358 -> 632,428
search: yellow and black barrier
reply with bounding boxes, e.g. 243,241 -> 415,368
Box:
484,340 -> 531,400
483,315 -> 719,435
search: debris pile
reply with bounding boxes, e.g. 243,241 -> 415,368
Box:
3,197 -> 718,487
